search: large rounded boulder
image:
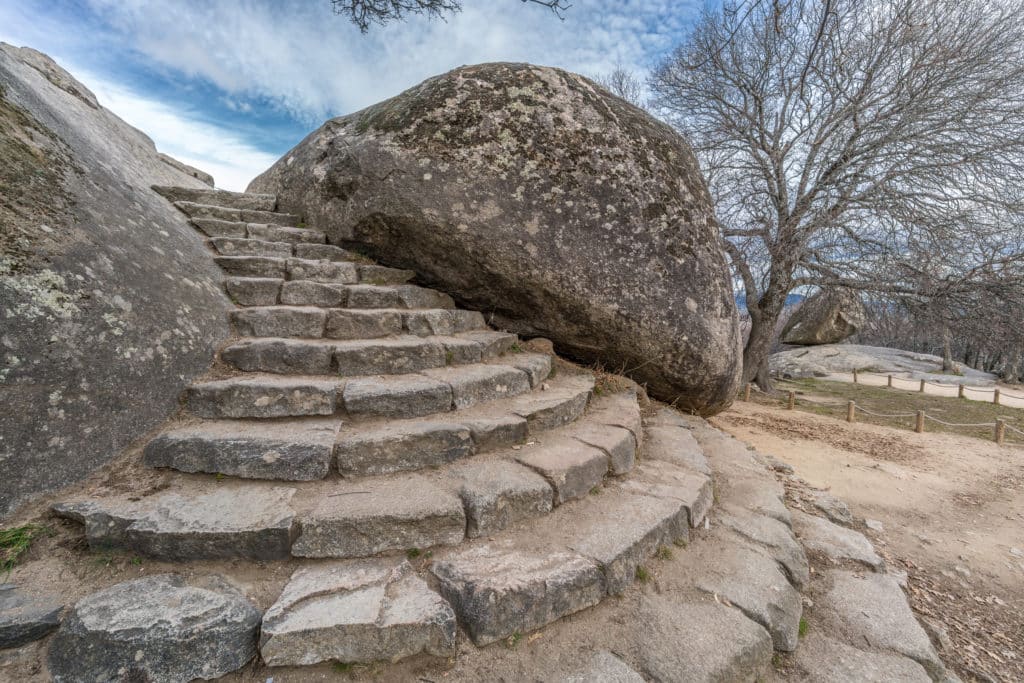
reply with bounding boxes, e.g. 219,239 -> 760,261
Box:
781,288 -> 867,345
250,63 -> 740,414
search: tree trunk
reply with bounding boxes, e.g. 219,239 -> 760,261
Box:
942,326 -> 954,373
742,300 -> 786,390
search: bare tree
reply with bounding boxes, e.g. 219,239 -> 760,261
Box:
595,63 -> 647,108
651,0 -> 1024,388
332,0 -> 573,32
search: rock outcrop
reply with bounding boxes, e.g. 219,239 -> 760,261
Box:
0,44 -> 229,517
781,287 -> 867,345
248,62 -> 741,415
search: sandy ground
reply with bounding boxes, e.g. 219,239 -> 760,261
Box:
714,400 -> 1024,682
823,371 -> 1024,411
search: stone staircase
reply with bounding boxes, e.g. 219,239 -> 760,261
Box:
49,186 -> 715,671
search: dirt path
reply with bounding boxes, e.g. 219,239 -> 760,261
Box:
714,400 -> 1024,682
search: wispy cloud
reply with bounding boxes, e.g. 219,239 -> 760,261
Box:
1,0 -> 701,189
81,72 -> 280,191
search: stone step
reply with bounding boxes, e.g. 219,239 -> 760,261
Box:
144,418 -> 341,481
185,356 -> 550,420
153,185 -> 276,211
173,371 -> 585,483
214,256 -> 358,283
57,382 -> 629,565
222,278 -> 458,309
431,454 -> 710,646
247,223 -> 327,244
174,200 -> 300,226
292,475 -> 467,558
357,264 -> 416,285
259,559 -> 456,667
211,237 -> 293,258
346,284 -> 455,310
227,305 -> 486,339
53,486 -> 297,561
220,332 -> 517,376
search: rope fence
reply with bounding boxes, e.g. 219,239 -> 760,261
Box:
740,384 -> 1022,446
847,369 -> 1024,404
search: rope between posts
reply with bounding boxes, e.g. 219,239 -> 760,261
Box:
855,371 -> 1024,399
922,414 -> 997,428
850,405 -> 917,418
1005,423 -> 1024,436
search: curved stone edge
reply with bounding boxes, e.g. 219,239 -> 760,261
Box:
678,412 -> 953,682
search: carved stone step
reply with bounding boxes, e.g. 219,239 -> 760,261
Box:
174,200 -> 300,226
153,185 -> 276,211
143,418 -> 341,481
291,476 -> 466,558
247,223 -> 325,244
227,305 -> 487,340
53,487 -> 297,561
220,333 -> 517,376
214,256 -> 358,283
259,559 -> 456,667
211,237 -> 292,258
357,264 -> 416,284
186,357 -> 552,421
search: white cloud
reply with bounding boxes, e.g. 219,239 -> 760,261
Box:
2,0 -> 701,189
82,0 -> 697,120
80,71 -> 279,191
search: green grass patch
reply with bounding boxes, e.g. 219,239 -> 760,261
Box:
763,378 -> 1024,445
798,618 -> 809,637
655,545 -> 673,560
406,548 -> 421,559
635,565 -> 650,583
1,524 -> 47,576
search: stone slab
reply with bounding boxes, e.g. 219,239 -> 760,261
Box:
54,487 -> 297,560
432,544 -> 604,646
0,584 -> 62,649
335,421 -> 473,477
449,460 -> 553,537
260,559 -> 456,666
342,374 -> 453,419
514,437 -> 608,505
144,419 -> 338,480
293,477 -> 465,558
47,574 -> 259,682
185,375 -> 339,419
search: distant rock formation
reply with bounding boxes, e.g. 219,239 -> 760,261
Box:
0,44 -> 229,518
781,288 -> 866,345
249,62 -> 741,414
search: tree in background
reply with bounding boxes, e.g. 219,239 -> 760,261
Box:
651,0 -> 1024,388
332,0 -> 572,32
595,63 -> 647,109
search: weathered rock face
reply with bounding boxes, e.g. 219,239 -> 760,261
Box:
249,62 -> 741,414
0,44 -> 230,517
781,287 -> 867,345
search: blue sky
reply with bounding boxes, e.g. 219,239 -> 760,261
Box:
0,0 -> 705,190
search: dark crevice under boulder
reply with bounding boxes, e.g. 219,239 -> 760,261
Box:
249,62 -> 740,415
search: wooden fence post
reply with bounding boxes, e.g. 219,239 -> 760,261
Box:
887,375 -> 893,388
787,391 -> 795,410
958,384 -> 965,398
847,401 -> 856,423
853,369 -> 858,384
994,388 -> 1000,406
995,419 -> 1006,445
915,411 -> 925,433
744,384 -> 751,402
919,379 -> 925,393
